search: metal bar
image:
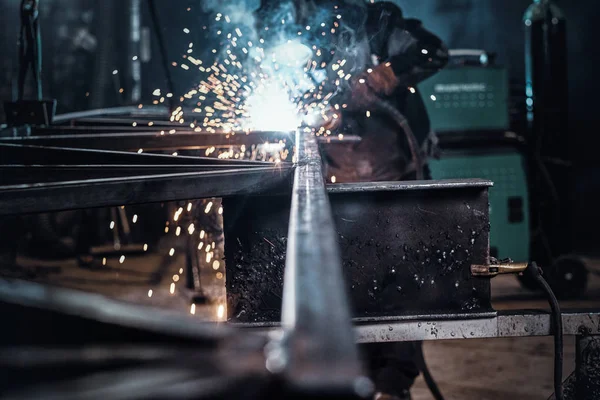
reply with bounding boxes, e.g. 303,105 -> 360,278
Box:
0,131 -> 294,151
246,310 -> 600,342
52,105 -> 169,123
326,179 -> 493,193
1,131 -> 357,150
0,165 -> 282,185
353,311 -> 600,343
277,131 -> 369,397
0,143 -> 275,166
0,278 -> 230,343
0,166 -> 293,215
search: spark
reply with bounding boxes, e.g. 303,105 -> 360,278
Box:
148,289 -> 153,297
119,255 -> 125,264
170,283 -> 175,294
169,248 -> 175,256
190,303 -> 196,315
143,244 -> 148,251
212,260 -> 220,270
217,304 -> 225,320
132,214 -> 138,223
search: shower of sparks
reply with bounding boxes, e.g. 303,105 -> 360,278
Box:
150,8 -> 353,150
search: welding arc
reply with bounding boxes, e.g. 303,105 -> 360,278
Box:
147,0 -> 175,113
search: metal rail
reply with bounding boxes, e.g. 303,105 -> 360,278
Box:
0,131 -> 294,151
0,166 -> 293,215
354,311 -> 600,342
277,130 -> 370,397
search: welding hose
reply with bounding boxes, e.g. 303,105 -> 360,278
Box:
414,342 -> 445,400
524,262 -> 564,400
362,93 -> 425,181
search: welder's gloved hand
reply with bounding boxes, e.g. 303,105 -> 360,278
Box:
363,63 -> 400,97
349,63 -> 398,109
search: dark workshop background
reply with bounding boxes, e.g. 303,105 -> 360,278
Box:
1,0 -> 599,252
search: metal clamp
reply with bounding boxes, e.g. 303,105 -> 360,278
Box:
471,262 -> 528,277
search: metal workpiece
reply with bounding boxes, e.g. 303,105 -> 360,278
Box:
0,165 -> 294,215
0,142 -> 274,167
0,130 -> 295,151
0,279 -> 272,400
225,178 -> 493,323
0,278 -> 232,344
278,130 -> 369,397
327,179 -> 493,193
331,179 -> 493,319
353,311 -> 600,343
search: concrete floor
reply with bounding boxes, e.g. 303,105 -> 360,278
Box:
7,245 -> 600,400
412,268 -> 600,400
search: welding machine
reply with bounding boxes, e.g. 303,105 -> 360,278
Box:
419,51 -> 530,263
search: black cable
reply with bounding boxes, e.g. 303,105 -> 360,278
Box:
368,96 -> 425,180
147,0 -> 176,113
414,342 -> 445,400
523,261 -> 564,400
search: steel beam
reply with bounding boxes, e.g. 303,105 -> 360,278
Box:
224,179 -> 493,324
0,143 -> 274,166
354,311 -> 600,342
276,131 -> 369,397
0,131 -> 293,151
1,131 -> 357,151
0,166 -> 293,215
0,278 -> 231,344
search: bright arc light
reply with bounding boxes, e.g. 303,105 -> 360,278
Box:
270,40 -> 312,66
244,82 -> 301,131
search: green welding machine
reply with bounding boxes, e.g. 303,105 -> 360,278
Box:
419,64 -> 530,262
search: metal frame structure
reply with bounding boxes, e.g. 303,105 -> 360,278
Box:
0,108 -> 599,399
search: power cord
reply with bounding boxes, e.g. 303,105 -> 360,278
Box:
523,261 -> 564,400
414,342 -> 445,400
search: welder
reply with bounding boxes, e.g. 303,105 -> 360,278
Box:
343,4 -> 448,399
258,1 -> 449,399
